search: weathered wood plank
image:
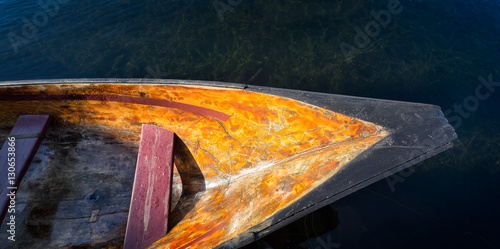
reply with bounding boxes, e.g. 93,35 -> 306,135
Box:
0,124 -> 139,248
0,115 -> 51,224
124,125 -> 174,249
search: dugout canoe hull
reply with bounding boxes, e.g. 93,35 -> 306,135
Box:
0,79 -> 457,248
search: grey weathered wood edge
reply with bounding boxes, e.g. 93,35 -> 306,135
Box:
217,85 -> 457,248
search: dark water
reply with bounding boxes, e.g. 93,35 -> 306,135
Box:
1,0 -> 499,248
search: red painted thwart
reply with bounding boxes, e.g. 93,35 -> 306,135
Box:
0,115 -> 52,224
124,125 -> 175,249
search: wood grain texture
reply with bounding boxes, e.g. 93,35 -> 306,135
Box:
124,125 -> 174,249
0,124 -> 137,248
0,115 -> 51,224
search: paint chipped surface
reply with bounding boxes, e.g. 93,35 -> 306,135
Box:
0,83 -> 388,248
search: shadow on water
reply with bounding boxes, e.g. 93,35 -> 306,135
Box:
241,205 -> 340,249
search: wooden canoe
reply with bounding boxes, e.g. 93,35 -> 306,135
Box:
0,79 -> 456,248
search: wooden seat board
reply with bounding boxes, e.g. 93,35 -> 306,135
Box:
124,124 -> 175,249
0,115 -> 52,223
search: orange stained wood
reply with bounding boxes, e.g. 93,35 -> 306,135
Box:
0,83 -> 388,248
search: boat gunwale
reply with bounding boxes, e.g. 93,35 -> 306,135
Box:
0,78 -> 441,110
0,78 -> 247,90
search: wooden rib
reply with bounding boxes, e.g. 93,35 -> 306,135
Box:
0,94 -> 230,121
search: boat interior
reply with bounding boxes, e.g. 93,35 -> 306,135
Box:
0,82 -> 390,248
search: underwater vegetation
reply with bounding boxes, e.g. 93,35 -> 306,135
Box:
9,0 -> 497,98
